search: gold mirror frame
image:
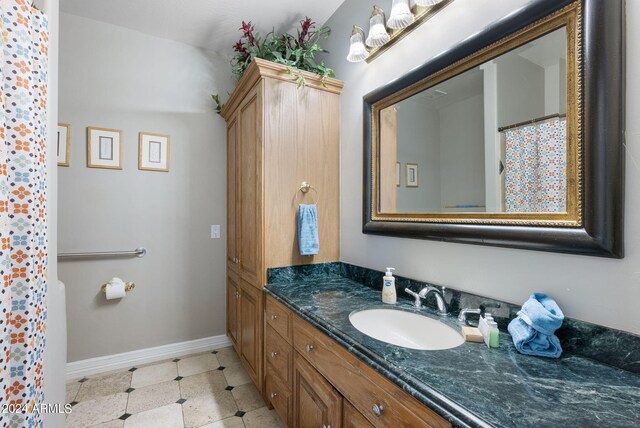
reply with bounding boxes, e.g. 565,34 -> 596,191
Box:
370,2 -> 581,227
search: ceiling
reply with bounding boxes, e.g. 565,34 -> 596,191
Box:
60,0 -> 346,55
517,27 -> 567,68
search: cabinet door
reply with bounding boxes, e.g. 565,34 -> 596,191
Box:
226,274 -> 239,350
227,116 -> 239,275
238,85 -> 263,286
293,353 -> 342,428
343,401 -> 374,428
239,279 -> 262,387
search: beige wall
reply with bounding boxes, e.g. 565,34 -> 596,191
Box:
323,0 -> 640,334
59,13 -> 233,362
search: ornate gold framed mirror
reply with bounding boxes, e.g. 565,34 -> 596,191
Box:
363,0 -> 625,257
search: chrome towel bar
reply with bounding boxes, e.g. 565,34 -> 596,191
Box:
58,247 -> 147,259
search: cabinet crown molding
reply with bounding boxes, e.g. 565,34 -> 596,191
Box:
221,58 -> 344,120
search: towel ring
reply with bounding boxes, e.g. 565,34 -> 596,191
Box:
295,181 -> 319,204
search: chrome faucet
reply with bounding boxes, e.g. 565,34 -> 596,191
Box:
457,308 -> 482,325
404,286 -> 448,316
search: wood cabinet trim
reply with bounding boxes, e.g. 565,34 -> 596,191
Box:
221,58 -> 344,120
238,279 -> 263,386
226,275 -> 239,350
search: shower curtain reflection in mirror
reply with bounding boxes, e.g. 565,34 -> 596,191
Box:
503,118 -> 567,213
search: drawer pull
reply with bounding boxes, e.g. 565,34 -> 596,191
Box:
322,425 -> 331,428
270,351 -> 278,358
372,403 -> 385,417
271,314 -> 278,320
270,392 -> 278,398
306,344 -> 314,352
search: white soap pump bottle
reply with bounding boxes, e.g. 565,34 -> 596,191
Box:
382,267 -> 397,304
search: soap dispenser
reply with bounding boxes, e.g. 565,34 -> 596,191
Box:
382,267 -> 397,304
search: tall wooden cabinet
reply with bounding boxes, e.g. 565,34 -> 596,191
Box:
222,59 -> 343,393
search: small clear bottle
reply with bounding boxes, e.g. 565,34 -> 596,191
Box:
488,320 -> 500,348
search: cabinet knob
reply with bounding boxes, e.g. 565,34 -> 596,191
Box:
270,352 -> 278,358
322,425 -> 331,428
372,403 -> 384,417
306,344 -> 314,353
270,392 -> 278,398
271,315 -> 278,320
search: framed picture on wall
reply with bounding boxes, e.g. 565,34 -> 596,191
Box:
396,162 -> 401,187
406,163 -> 419,187
138,132 -> 170,172
57,123 -> 71,167
87,126 -> 123,169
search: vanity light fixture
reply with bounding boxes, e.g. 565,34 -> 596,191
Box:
347,0 -> 454,64
346,25 -> 370,63
387,0 -> 415,29
366,6 -> 391,48
415,0 -> 445,6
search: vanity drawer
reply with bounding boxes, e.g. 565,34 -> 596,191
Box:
265,325 -> 292,386
265,295 -> 292,343
293,316 -> 451,428
344,400 -> 374,428
265,370 -> 291,427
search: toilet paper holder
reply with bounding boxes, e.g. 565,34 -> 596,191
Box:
100,281 -> 136,293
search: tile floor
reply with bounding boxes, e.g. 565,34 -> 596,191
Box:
65,347 -> 286,428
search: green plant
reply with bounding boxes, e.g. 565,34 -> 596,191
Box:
232,18 -> 335,82
212,17 -> 335,114
211,94 -> 224,114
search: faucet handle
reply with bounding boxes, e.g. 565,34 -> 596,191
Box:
404,288 -> 423,308
457,308 -> 482,325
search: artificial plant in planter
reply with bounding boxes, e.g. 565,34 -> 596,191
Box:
213,18 -> 335,113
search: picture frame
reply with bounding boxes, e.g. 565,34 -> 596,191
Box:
57,123 -> 71,167
406,163 -> 419,187
396,162 -> 401,187
87,126 -> 122,169
138,132 -> 170,172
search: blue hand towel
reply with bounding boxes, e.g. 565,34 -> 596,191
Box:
508,293 -> 564,358
298,204 -> 319,256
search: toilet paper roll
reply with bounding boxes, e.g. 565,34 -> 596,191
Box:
105,279 -> 126,300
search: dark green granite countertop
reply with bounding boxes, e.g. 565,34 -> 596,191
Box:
265,275 -> 640,428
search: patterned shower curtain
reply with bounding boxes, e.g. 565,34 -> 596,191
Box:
504,119 -> 566,212
0,1 -> 49,427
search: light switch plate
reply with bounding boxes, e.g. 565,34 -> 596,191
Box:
211,225 -> 220,239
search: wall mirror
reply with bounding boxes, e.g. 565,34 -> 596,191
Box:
363,0 -> 625,257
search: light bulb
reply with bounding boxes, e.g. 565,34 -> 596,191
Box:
366,6 -> 391,48
415,0 -> 445,6
346,25 -> 369,63
387,0 -> 414,30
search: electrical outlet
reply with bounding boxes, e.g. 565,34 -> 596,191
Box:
211,225 -> 221,239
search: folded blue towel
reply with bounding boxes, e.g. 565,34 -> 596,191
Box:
298,204 -> 319,256
508,293 -> 564,358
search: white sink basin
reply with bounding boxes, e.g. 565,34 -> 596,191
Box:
349,308 -> 464,351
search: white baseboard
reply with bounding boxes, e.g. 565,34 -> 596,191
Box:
66,334 -> 232,380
